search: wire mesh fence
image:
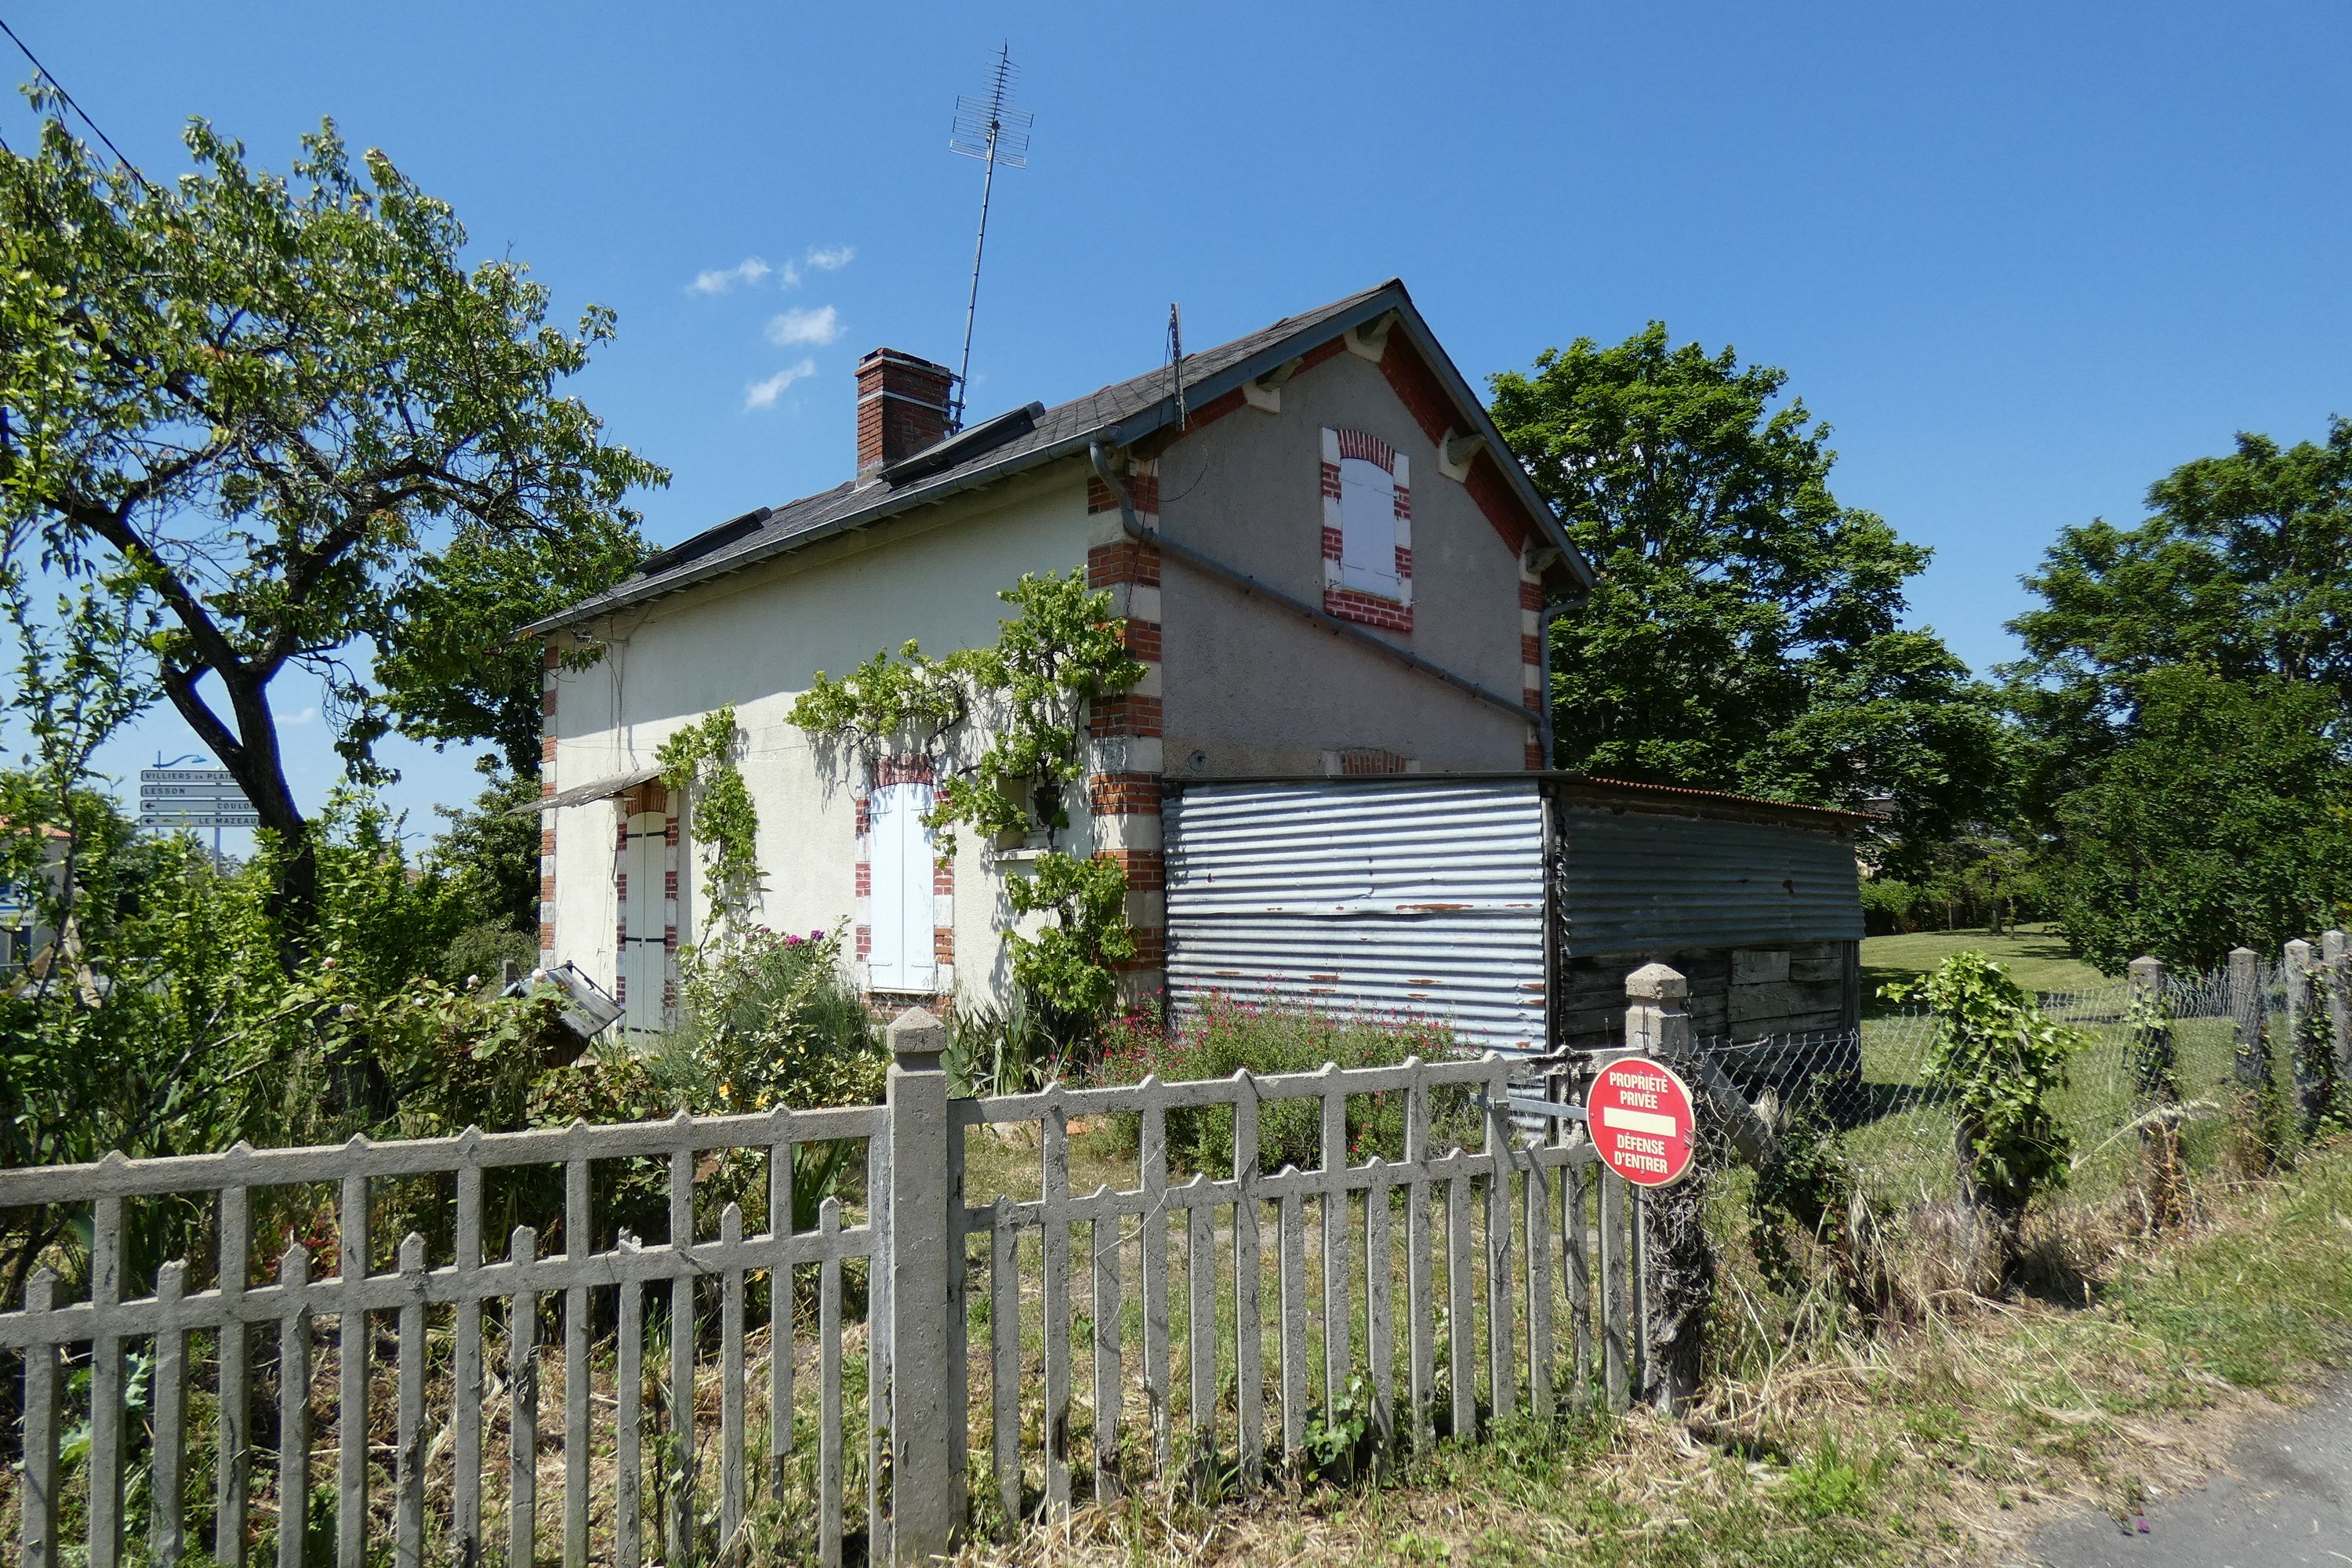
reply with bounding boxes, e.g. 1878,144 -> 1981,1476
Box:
1690,952 -> 2339,1207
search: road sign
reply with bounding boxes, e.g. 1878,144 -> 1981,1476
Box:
140,768 -> 238,786
140,814 -> 262,829
1588,1055 -> 1697,1188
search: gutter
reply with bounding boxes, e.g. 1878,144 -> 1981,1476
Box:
1086,441 -> 1540,730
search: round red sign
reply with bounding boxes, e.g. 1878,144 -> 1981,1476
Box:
1588,1055 -> 1697,1188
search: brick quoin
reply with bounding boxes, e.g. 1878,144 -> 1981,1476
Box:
1120,619 -> 1163,661
1523,688 -> 1544,710
855,925 -> 871,960
933,855 -> 955,895
1322,524 -> 1345,561
855,862 -> 871,898
539,919 -> 554,949
1088,772 -> 1163,815
540,734 -> 557,765
933,927 -> 955,964
1522,633 -> 1542,665
1115,928 -> 1167,970
542,686 -> 557,717
542,644 -> 560,672
1395,545 -> 1414,577
1087,539 -> 1162,589
664,869 -> 678,897
1086,471 -> 1160,515
539,872 -> 554,902
1520,580 -> 1543,611
1101,848 -> 1165,891
540,827 -> 556,857
1526,741 -> 1545,770
1319,462 -> 1344,500
665,818 -> 679,847
1088,694 -> 1163,738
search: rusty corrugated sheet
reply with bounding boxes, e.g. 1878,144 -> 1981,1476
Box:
1163,779 -> 1549,1053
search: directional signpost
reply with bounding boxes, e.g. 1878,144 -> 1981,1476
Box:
139,759 -> 256,860
1587,1054 -> 1697,1188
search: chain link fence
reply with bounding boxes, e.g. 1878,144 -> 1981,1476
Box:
1688,956 -> 2328,1205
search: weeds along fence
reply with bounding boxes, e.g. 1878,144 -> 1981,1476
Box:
1699,931 -> 2352,1206
0,988 -> 1714,1568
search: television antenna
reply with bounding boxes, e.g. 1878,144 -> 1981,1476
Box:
947,42 -> 1033,430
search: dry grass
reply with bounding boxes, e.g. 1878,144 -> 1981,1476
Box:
949,1142 -> 2352,1568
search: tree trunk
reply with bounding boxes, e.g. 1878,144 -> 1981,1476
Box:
159,661 -> 318,965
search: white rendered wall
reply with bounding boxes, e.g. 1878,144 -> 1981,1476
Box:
546,463 -> 1096,1014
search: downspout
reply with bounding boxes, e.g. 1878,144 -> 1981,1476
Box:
1086,441 -> 1541,728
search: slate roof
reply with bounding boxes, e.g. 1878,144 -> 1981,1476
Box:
528,279 -> 1589,635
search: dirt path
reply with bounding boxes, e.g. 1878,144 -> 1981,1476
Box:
2028,1380 -> 2352,1567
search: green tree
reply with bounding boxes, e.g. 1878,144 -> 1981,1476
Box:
0,90 -> 663,937
1489,324 -> 2004,866
2038,669 -> 2352,971
2005,420 -> 2352,966
2006,419 -> 2352,804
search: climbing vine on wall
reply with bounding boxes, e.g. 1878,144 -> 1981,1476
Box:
656,704 -> 761,935
789,569 -> 1148,1018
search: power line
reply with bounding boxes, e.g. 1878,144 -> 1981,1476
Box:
0,14 -> 147,183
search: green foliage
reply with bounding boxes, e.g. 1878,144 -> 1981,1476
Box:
943,995 -> 1062,1098
1004,851 -> 1134,1025
1882,953 -> 2082,1229
657,706 -> 762,934
1095,996 -> 1461,1177
1488,324 -> 2007,873
659,927 -> 884,1116
2036,669 -> 2352,971
2297,967 -> 2350,1137
2125,987 -> 2180,1103
0,89 -> 663,931
2007,419 -> 2352,968
791,569 -> 1147,1028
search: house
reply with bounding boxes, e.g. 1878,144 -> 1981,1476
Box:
526,280 -> 1594,1031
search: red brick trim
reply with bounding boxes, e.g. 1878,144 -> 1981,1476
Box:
1099,847 -> 1164,891
1087,471 -> 1160,515
1088,772 -> 1163,815
1377,335 -> 1537,555
1120,619 -> 1163,661
1088,693 -> 1163,739
1520,580 -> 1543,611
872,753 -> 935,787
1113,927 -> 1167,970
1323,586 -> 1414,633
1526,741 -> 1545,770
933,927 -> 956,964
1087,539 -> 1161,588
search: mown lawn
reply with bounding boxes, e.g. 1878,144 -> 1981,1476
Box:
1860,924 -> 2107,1011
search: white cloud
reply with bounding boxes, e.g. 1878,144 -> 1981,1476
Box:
744,358 -> 818,411
806,244 -> 855,271
281,705 -> 320,726
688,256 -> 772,296
765,305 -> 842,347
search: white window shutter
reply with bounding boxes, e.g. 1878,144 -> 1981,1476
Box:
1338,456 -> 1399,596
869,780 -> 936,991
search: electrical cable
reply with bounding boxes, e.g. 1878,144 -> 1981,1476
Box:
0,14 -> 147,183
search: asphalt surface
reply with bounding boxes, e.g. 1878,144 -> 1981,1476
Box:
2030,1381 -> 2352,1566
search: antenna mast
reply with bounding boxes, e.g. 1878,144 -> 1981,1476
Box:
948,42 -> 1032,430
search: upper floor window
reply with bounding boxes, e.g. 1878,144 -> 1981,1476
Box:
1322,428 -> 1414,630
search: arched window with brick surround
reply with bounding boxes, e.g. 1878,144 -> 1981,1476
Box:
1322,427 -> 1414,631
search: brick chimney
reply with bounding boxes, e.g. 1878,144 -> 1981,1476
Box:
856,349 -> 956,475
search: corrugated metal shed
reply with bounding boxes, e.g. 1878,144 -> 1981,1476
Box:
1163,779 -> 1549,1051
1555,795 -> 1864,956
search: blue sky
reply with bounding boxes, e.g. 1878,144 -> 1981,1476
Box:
7,0 -> 2349,846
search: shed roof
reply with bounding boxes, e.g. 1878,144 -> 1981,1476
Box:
528,279 -> 1593,636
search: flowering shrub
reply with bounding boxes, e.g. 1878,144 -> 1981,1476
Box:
1094,995 -> 1458,1176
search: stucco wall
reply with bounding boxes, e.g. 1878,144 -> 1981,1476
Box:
546,463 -> 1096,1014
1156,347 -> 1533,775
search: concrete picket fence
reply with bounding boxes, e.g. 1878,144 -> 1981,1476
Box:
0,972 -> 1708,1568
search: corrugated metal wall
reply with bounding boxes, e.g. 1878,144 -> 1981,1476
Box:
1163,779 -> 1549,1052
1556,800 -> 1862,956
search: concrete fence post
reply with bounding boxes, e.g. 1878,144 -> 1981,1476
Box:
884,1007 -> 958,1562
2285,938 -> 2319,1126
2228,946 -> 2265,1087
2326,929 -> 2352,1091
2126,955 -> 2172,1098
1623,963 -> 1709,1413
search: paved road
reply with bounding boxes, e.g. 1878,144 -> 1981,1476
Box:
2030,1381 -> 2352,1566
